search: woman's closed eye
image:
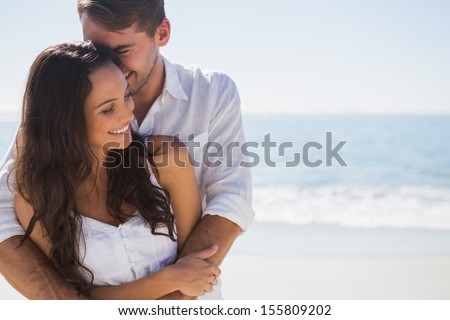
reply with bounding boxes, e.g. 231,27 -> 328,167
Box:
101,105 -> 114,114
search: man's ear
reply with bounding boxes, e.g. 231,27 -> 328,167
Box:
155,19 -> 171,47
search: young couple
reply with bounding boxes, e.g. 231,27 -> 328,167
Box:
0,0 -> 254,300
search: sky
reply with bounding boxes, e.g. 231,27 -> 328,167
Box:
0,0 -> 449,115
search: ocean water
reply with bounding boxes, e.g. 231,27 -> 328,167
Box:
242,114 -> 450,231
1,114 -> 450,231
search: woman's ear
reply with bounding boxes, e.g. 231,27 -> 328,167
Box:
155,19 -> 171,47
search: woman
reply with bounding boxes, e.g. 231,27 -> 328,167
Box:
12,41 -> 219,299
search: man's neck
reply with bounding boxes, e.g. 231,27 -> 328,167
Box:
133,56 -> 166,125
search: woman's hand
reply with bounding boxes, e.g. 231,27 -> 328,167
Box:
168,245 -> 221,297
88,245 -> 221,300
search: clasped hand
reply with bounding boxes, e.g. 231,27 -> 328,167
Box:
168,244 -> 221,297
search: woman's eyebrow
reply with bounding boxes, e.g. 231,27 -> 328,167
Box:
95,98 -> 118,109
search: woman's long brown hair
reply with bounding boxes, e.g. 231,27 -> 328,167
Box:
14,42 -> 175,292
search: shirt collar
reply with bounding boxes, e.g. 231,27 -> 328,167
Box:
162,56 -> 189,102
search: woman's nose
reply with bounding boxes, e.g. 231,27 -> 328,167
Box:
119,100 -> 135,123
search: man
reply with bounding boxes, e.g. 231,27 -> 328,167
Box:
0,0 -> 254,299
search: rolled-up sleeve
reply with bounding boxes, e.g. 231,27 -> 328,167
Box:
200,74 -> 255,230
0,136 -> 24,244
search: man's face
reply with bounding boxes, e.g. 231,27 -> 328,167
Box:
81,12 -> 159,96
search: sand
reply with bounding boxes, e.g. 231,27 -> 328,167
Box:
221,254 -> 450,299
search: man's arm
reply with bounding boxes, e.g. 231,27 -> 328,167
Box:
158,215 -> 241,300
180,215 -> 241,265
0,236 -> 83,299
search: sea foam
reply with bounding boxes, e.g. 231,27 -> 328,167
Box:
253,185 -> 450,230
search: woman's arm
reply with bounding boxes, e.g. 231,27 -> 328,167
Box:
89,245 -> 220,299
150,136 -> 202,251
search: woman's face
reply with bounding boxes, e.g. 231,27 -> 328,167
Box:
84,62 -> 135,160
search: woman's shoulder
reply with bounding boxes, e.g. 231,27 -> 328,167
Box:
148,135 -> 191,166
147,135 -> 193,189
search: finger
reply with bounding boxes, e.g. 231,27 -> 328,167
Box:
212,266 -> 221,277
210,277 -> 218,286
208,274 -> 216,285
191,244 -> 219,259
198,290 -> 206,297
204,284 -> 214,293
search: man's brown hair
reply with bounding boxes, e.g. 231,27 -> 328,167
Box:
77,0 -> 166,37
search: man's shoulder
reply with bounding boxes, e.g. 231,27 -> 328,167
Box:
168,60 -> 236,88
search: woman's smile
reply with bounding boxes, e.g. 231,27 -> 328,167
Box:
108,124 -> 131,135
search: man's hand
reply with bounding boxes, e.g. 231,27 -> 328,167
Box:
158,214 -> 242,300
0,236 -> 84,300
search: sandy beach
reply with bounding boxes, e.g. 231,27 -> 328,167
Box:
219,222 -> 450,299
1,222 -> 450,300
221,254 -> 450,300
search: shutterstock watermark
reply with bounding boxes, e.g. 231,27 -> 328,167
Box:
102,132 -> 347,169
